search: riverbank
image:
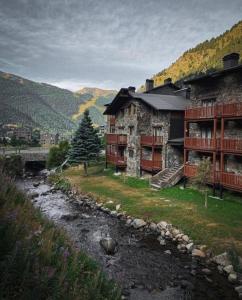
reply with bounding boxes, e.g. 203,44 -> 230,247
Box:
18,172 -> 241,299
61,162 -> 242,258
0,171 -> 120,300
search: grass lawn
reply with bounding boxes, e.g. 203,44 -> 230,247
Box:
62,162 -> 242,256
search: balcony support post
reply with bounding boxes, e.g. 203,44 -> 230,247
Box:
221,118 -> 224,151
152,146 -> 154,172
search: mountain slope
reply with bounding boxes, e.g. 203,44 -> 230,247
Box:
145,20 -> 242,88
0,72 -> 116,133
73,87 -> 116,126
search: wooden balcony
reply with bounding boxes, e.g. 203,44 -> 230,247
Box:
184,137 -> 220,151
140,159 -> 162,172
220,172 -> 242,191
185,106 -> 216,120
106,154 -> 127,166
140,135 -> 163,147
184,164 -> 220,183
185,102 -> 242,120
217,102 -> 242,118
106,134 -> 127,145
221,138 -> 242,154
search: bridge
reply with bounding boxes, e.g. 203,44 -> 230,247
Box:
0,147 -> 49,164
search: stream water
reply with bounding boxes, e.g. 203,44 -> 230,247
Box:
17,174 -> 238,300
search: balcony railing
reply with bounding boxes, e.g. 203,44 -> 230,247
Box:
106,134 -> 127,145
140,135 -> 163,146
106,154 -> 127,166
185,102 -> 242,120
217,102 -> 242,118
221,138 -> 242,153
184,137 -> 220,151
185,106 -> 216,120
184,164 -> 220,183
220,172 -> 242,190
140,159 -> 162,171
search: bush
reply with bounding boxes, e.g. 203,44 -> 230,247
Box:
0,170 -> 121,300
47,140 -> 69,170
0,155 -> 23,177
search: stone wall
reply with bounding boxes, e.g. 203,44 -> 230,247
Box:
190,72 -> 242,105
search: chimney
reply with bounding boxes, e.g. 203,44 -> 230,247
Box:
128,86 -> 136,93
223,53 -> 240,69
145,79 -> 154,91
164,77 -> 172,84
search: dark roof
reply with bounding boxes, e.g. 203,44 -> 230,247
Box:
104,88 -> 188,115
130,92 -> 188,111
184,64 -> 242,84
144,82 -> 180,93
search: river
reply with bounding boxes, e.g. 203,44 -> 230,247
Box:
17,174 -> 238,300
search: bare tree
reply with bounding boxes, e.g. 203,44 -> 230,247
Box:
192,157 -> 211,208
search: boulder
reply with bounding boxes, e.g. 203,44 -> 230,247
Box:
182,235 -> 189,243
157,221 -> 168,230
149,222 -> 158,232
132,219 -> 146,229
157,235 -> 166,246
192,249 -> 206,258
213,252 -> 231,267
223,264 -> 234,274
33,182 -> 40,187
164,250 -> 171,255
186,243 -> 194,252
100,236 -> 117,255
110,211 -> 117,217
228,273 -> 237,283
116,204 -> 121,211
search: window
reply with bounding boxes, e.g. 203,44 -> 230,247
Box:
129,126 -> 134,135
110,125 -> 115,133
153,127 -> 163,137
201,127 -> 212,139
120,109 -> 124,117
129,149 -> 134,158
202,98 -> 216,107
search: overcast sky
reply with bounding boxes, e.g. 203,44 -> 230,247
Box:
0,0 -> 241,91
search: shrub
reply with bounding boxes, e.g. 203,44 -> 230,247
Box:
0,155 -> 23,177
47,140 -> 70,169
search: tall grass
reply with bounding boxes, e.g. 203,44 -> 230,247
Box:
0,170 -> 121,300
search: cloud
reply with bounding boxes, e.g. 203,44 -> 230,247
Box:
0,0 -> 241,90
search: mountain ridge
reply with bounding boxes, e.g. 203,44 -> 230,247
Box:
142,20 -> 242,89
0,71 -> 116,134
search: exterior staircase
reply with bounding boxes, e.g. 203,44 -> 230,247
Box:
150,164 -> 184,190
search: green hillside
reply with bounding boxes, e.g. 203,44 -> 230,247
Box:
143,20 -> 242,88
0,72 -> 116,134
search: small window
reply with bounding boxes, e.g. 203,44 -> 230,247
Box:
110,125 -> 115,133
129,126 -> 134,135
129,149 -> 134,158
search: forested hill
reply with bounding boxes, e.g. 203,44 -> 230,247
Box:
0,71 -> 116,134
144,20 -> 242,88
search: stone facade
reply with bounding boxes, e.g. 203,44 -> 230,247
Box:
107,97 -> 184,176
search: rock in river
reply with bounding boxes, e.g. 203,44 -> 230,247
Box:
100,235 -> 117,255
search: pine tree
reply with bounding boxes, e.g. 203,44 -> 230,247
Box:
68,110 -> 101,175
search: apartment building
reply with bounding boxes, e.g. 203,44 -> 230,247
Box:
184,53 -> 242,194
104,80 -> 190,185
